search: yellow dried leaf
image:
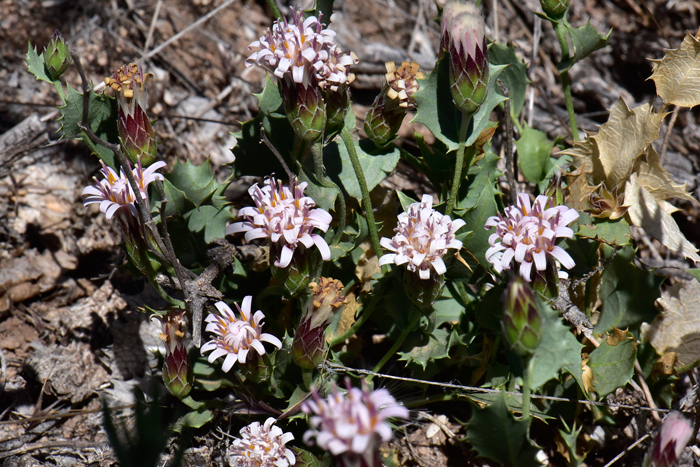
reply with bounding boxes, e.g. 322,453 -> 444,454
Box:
564,166 -> 597,212
606,327 -> 631,346
633,146 -> 696,203
355,241 -> 380,294
624,174 -> 700,262
652,352 -> 678,377
563,99 -> 664,188
330,292 -> 359,342
650,31 -> 700,107
581,354 -> 595,395
648,279 -> 700,366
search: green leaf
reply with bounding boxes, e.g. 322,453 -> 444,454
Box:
456,149 -> 501,269
464,391 -> 540,467
298,165 -> 338,213
397,191 -> 419,211
588,333 -> 636,398
515,124 -> 555,184
398,328 -> 457,370
465,64 -> 509,147
176,408 -> 213,429
26,42 -> 54,84
292,447 -> 323,467
559,20 -> 611,72
232,112 -> 296,178
433,287 -> 465,328
489,42 -> 530,119
528,305 -> 584,391
166,159 -> 221,207
186,204 -> 231,244
576,213 -> 632,247
161,178 -> 194,219
255,73 -> 284,116
596,246 -> 663,334
687,269 -> 700,281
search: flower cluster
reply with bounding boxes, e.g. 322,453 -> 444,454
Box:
82,158 -> 166,220
384,61 -> 424,108
227,177 -> 332,268
302,380 -> 408,458
379,195 -> 466,280
644,411 -> 693,467
484,193 -> 579,281
201,297 -> 282,373
246,9 -> 358,91
229,418 -> 296,467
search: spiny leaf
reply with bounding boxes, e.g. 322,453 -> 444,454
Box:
650,31 -> 700,107
576,212 -> 632,247
186,205 -> 231,244
558,20 -> 611,72
26,42 -> 54,84
648,279 -> 700,367
588,330 -> 636,398
515,124 -> 555,184
255,73 -> 284,116
489,42 -> 529,119
166,159 -> 220,207
624,174 -> 700,263
464,391 -> 540,467
398,328 -> 457,370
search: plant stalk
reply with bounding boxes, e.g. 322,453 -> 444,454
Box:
555,21 -> 579,141
522,359 -> 532,421
265,0 -> 282,19
369,307 -> 421,379
340,127 -> 382,257
310,140 -> 346,245
445,113 -> 472,217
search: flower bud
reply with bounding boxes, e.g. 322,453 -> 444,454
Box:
403,270 -> 445,316
157,310 -> 192,398
292,278 -> 348,369
281,78 -> 327,143
364,61 -> 424,147
44,30 -> 71,80
105,64 -> 157,166
588,184 -> 629,220
644,411 -> 693,467
502,276 -> 543,357
440,0 -> 489,116
539,0 -> 570,19
544,174 -> 565,208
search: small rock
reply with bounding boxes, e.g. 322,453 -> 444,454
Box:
7,282 -> 40,303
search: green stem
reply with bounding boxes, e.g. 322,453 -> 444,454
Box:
555,21 -> 579,141
369,308 -> 421,379
310,141 -> 346,246
329,288 -> 382,347
522,359 -> 532,421
53,80 -> 67,105
152,279 -> 186,308
445,113 -> 472,217
340,127 -> 382,258
265,0 -> 282,19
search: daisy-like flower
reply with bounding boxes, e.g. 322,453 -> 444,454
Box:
484,193 -> 579,281
201,296 -> 282,373
246,9 -> 358,91
226,177 -> 332,269
302,380 -> 408,465
378,195 -> 466,280
644,411 -> 694,467
82,158 -> 166,220
229,418 -> 296,467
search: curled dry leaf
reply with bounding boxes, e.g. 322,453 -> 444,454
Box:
650,30 -> 700,108
648,278 -> 700,367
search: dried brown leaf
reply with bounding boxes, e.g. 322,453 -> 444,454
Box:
624,174 -> 700,262
650,31 -> 700,108
564,166 -> 597,212
634,146 -> 696,203
331,292 -> 359,341
648,279 -> 700,366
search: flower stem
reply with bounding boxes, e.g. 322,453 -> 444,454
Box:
369,307 -> 421,379
265,0 -> 282,19
522,359 -> 532,421
311,140 -> 346,245
340,127 -> 382,258
555,21 -> 579,141
445,113 -> 472,218
329,288 -> 383,347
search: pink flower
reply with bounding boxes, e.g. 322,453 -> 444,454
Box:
645,411 -> 694,467
485,193 -> 579,281
227,177 -> 332,268
378,195 -> 466,279
201,296 -> 282,372
82,157 -> 166,220
246,8 -> 358,91
229,418 -> 296,467
302,380 -> 408,460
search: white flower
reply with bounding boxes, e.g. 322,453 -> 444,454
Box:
246,8 -> 358,90
226,177 -> 332,268
484,193 -> 579,281
301,381 -> 408,457
82,157 -> 166,220
378,194 -> 466,280
201,296 -> 282,372
229,418 -> 296,467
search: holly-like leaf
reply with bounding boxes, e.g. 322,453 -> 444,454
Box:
648,279 -> 700,367
464,391 -> 540,467
588,330 -> 636,398
596,246 -> 663,333
624,174 -> 700,263
187,204 -> 231,244
650,31 -> 700,108
558,20 -> 611,73
255,73 -> 284,116
465,64 -> 508,147
489,42 -> 529,119
398,328 -> 456,370
166,159 -> 222,208
528,305 -> 585,391
292,448 -> 323,467
26,42 -> 54,84
515,124 -> 555,184
576,212 -> 632,247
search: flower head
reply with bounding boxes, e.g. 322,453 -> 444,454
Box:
154,309 -> 192,398
384,61 -> 424,108
201,297 -> 282,373
246,9 -> 358,91
644,411 -> 694,467
484,193 -> 579,281
302,380 -> 408,458
229,418 -> 296,467
378,195 -> 466,280
227,177 -> 332,268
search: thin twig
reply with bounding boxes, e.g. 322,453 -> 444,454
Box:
142,0 -> 164,55
499,81 -> 518,205
602,433 -> 651,467
659,105 -> 679,165
635,360 -> 662,422
261,124 -> 295,182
